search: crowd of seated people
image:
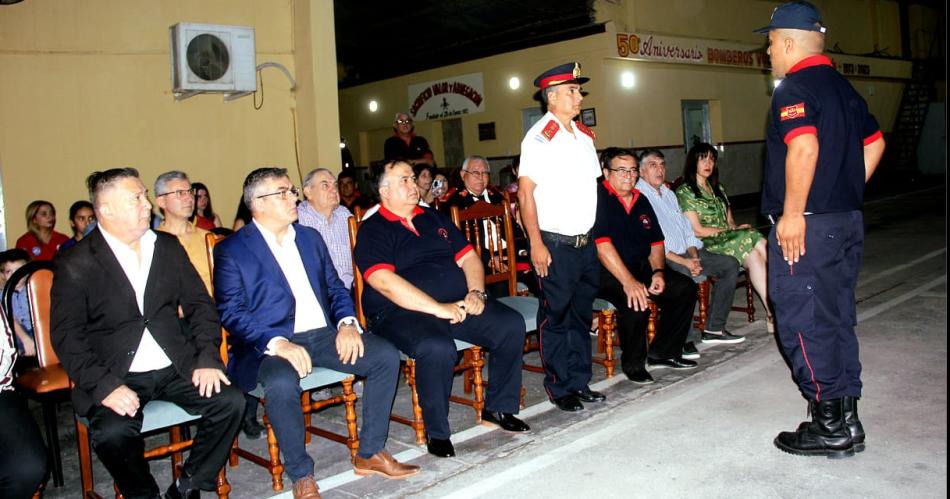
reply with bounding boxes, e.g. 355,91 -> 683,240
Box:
1,133 -> 768,498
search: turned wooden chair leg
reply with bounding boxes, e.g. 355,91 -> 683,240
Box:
462,349 -> 474,394
647,302 -> 658,344
302,391 -> 312,444
470,347 -> 485,421
341,378 -> 360,457
263,414 -> 284,491
601,309 -> 616,377
406,361 -> 426,445
697,280 -> 710,332
215,467 -> 231,499
745,279 -> 755,322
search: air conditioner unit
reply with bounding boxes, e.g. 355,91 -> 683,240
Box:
170,23 -> 256,96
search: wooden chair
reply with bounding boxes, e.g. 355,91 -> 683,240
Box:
2,261 -> 68,488
694,270 -> 755,331
449,196 -> 535,403
348,212 -> 486,445
205,232 -> 359,491
448,196 -> 540,376
9,264 -> 233,499
592,298 -> 658,378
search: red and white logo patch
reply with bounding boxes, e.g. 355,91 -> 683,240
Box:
639,214 -> 653,230
780,102 -> 806,121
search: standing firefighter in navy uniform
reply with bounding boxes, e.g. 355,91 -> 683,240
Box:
756,1 -> 885,458
518,62 -> 605,412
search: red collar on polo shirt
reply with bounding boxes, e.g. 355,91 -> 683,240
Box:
601,179 -> 640,215
378,204 -> 425,235
787,54 -> 833,75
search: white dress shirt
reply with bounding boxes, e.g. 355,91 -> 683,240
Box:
98,226 -> 172,372
519,111 -> 601,235
254,221 -> 328,334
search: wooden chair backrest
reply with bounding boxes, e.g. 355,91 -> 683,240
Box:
347,215 -> 367,328
449,193 -> 518,297
26,268 -> 58,367
204,231 -> 230,365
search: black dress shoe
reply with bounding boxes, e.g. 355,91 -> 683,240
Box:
647,356 -> 698,370
241,417 -> 266,440
572,387 -> 606,403
426,437 -> 456,458
552,394 -> 584,412
481,410 -> 531,432
164,476 -> 199,499
625,369 -> 655,385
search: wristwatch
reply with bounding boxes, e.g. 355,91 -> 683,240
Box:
468,289 -> 489,301
339,318 -> 358,328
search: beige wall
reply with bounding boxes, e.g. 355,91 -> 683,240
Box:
339,0 -> 909,179
609,0 -> 903,57
339,34 -> 612,168
0,0 -> 340,243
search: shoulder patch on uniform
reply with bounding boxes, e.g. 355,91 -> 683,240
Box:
540,120 -> 560,141
780,102 -> 806,121
576,122 -> 596,141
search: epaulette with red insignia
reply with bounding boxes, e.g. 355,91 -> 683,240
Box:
540,120 -> 560,141
443,187 -> 459,199
576,122 -> 596,141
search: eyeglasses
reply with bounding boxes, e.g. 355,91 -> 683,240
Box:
395,119 -> 412,125
256,186 -> 300,200
156,188 -> 196,199
607,168 -> 639,176
463,170 -> 490,178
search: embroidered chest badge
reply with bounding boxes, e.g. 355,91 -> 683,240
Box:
639,214 -> 653,230
780,102 -> 806,121
438,228 -> 449,239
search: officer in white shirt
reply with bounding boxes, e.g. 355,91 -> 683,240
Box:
518,62 -> 605,412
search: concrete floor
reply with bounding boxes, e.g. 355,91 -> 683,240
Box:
35,185 -> 946,499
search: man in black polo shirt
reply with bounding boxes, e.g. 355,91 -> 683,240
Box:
756,1 -> 885,458
592,148 -> 698,384
354,160 -> 529,459
383,113 -> 434,165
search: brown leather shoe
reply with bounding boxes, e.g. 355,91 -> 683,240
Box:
292,475 -> 321,499
352,449 -> 421,479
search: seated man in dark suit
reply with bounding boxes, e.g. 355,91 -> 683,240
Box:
354,160 -> 530,459
51,168 -> 244,499
213,168 -> 418,499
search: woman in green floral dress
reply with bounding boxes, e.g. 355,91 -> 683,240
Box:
676,143 -> 773,330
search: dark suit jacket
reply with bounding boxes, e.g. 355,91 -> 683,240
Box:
51,228 -> 223,416
213,222 -> 355,393
439,185 -> 504,213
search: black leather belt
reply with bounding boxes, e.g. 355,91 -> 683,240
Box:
541,230 -> 590,248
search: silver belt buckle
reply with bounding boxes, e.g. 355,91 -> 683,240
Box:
576,234 -> 589,248
767,214 -> 777,225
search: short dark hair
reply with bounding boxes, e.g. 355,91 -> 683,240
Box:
86,168 -> 140,207
68,200 -> 94,220
639,149 -> 665,163
599,147 -> 637,170
0,248 -> 31,268
242,167 -> 288,210
338,169 -> 358,183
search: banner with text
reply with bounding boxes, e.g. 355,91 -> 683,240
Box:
408,73 -> 485,121
614,32 -> 911,79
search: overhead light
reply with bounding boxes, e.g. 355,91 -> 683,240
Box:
621,71 -> 635,89
368,100 -> 379,112
508,76 -> 521,90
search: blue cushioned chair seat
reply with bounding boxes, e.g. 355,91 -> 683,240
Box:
248,366 -> 352,399
140,400 -> 202,433
592,298 -> 616,311
498,295 -> 539,331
